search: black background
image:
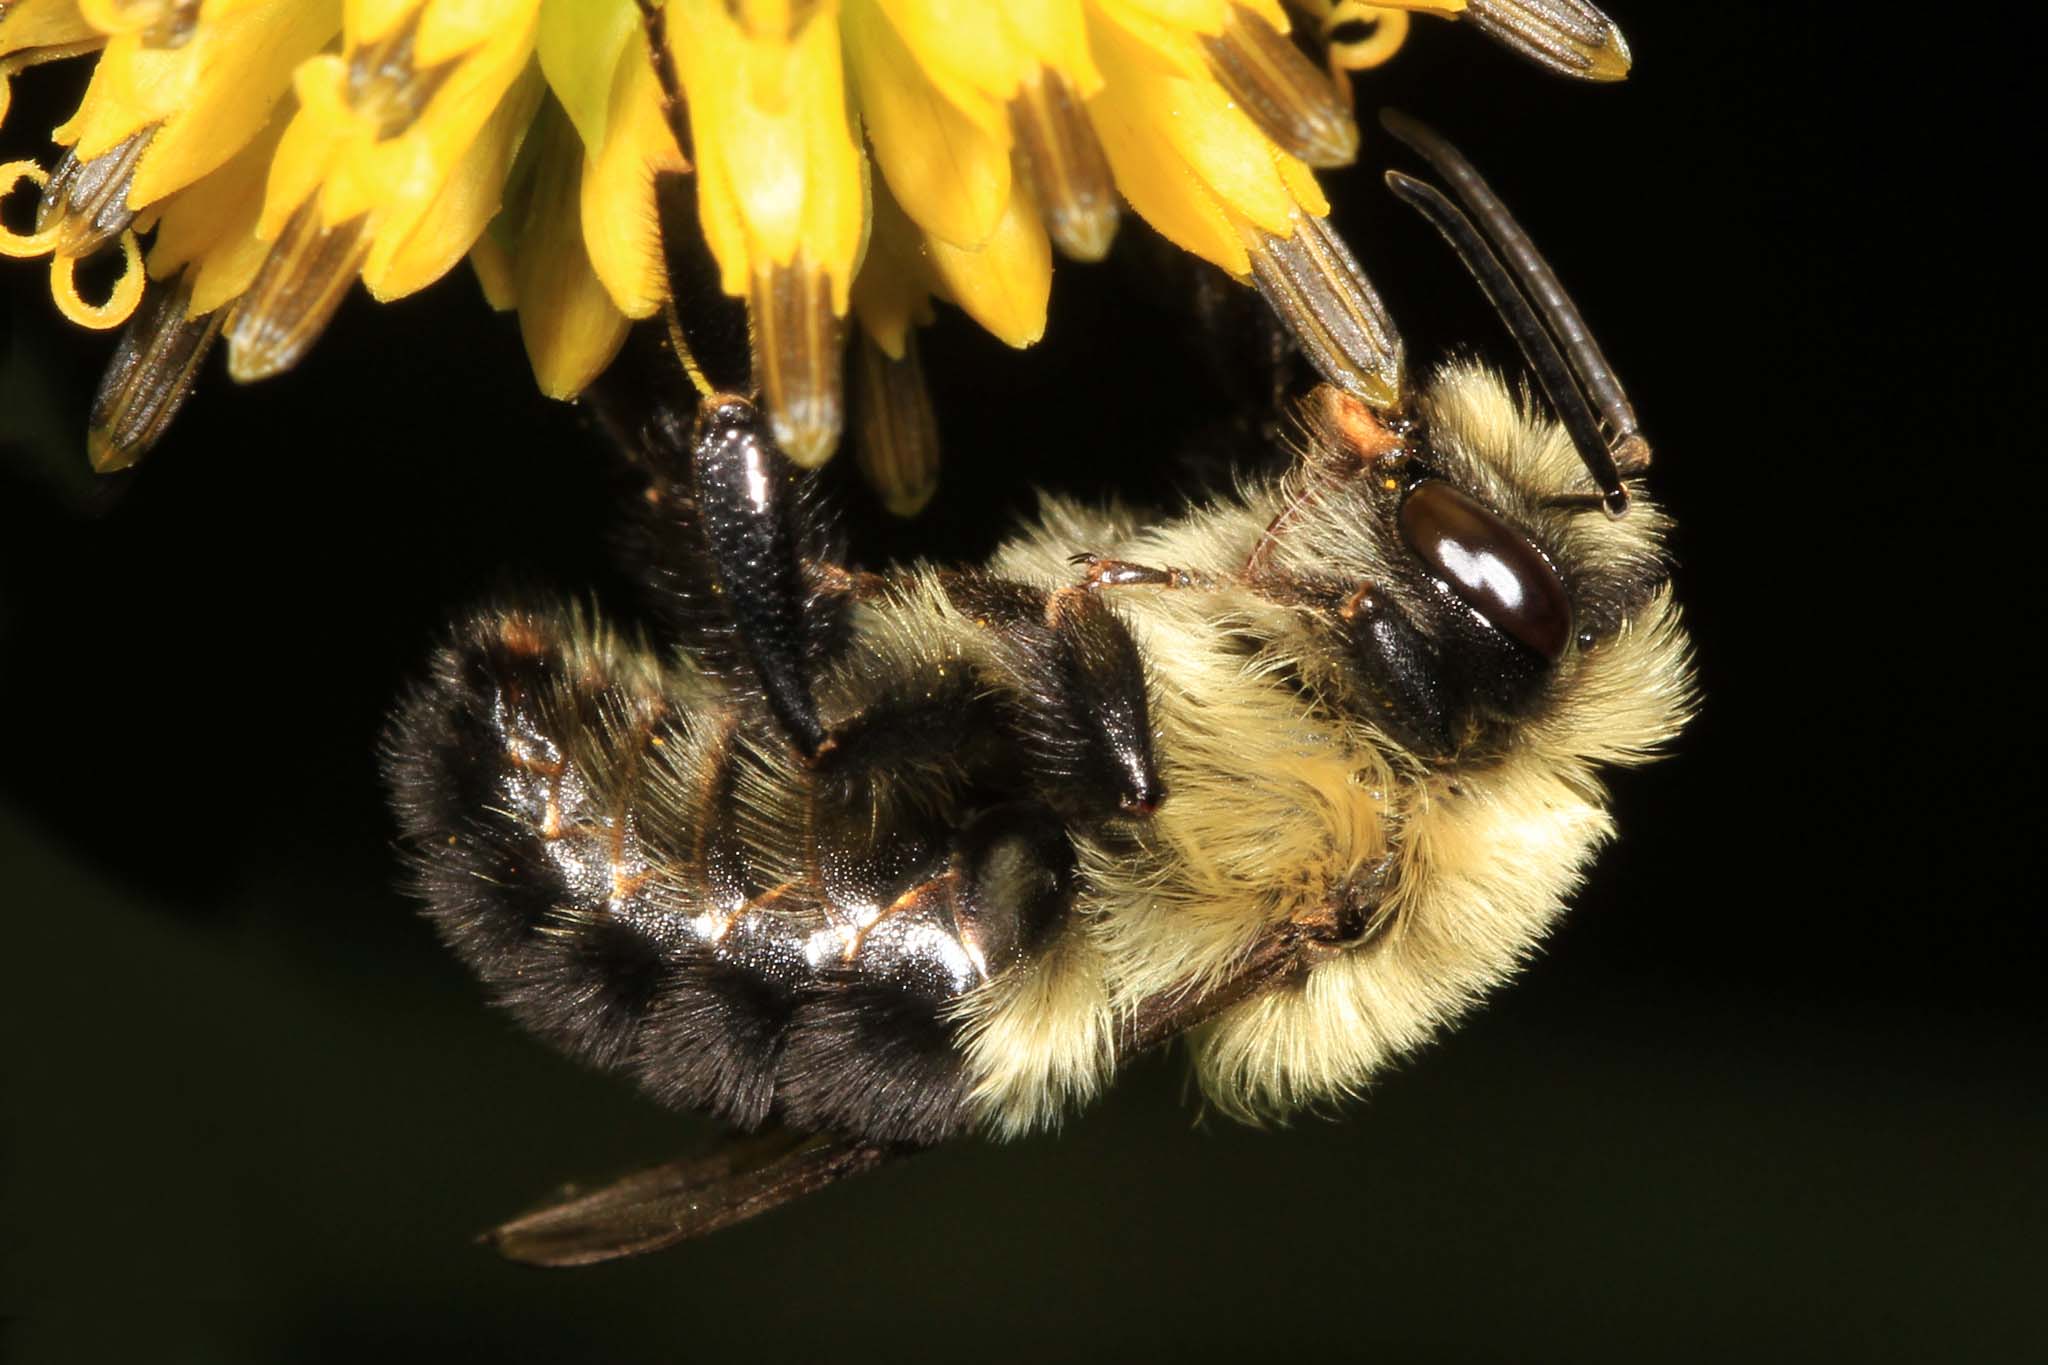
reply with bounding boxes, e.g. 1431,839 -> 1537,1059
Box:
2,5 -> 2039,1361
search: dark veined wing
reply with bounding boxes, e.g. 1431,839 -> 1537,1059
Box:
485,1127 -> 901,1267
481,915 -> 1330,1265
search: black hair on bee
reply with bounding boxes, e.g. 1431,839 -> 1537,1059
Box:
383,112 -> 1694,1262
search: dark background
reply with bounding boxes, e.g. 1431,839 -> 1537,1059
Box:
3,5 -> 2038,1361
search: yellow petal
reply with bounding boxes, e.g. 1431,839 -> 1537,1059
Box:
1106,0 -> 1228,36
1276,144 -> 1328,217
850,179 -> 933,358
363,59 -> 541,298
467,232 -> 515,309
514,98 -> 627,399
347,0 -> 421,48
256,53 -> 352,238
1087,2 -> 1314,266
1082,8 -> 1245,275
1,0 -> 102,54
146,100 -> 291,315
1229,0 -> 1293,31
922,159 -> 1049,348
50,32 -> 170,158
844,0 -> 1009,250
415,0 -> 509,66
315,0 -> 537,232
1088,0 -> 1214,77
997,0 -> 1101,96
872,0 -> 1033,119
577,30 -> 685,319
670,0 -> 864,312
534,0 -> 637,150
125,0 -> 342,208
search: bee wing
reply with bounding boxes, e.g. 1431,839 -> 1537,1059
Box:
484,1128 -> 905,1266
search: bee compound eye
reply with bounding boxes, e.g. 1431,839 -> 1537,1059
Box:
1397,480 -> 1571,660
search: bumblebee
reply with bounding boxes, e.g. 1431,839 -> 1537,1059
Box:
384,112 -> 1693,1264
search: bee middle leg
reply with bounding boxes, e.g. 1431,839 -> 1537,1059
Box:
941,573 -> 1166,820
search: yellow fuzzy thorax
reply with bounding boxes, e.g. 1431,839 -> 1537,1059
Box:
955,365 -> 1694,1135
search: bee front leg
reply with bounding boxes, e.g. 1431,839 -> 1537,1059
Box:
1069,553 -> 1213,592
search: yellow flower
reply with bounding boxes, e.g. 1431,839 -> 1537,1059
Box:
0,0 -> 1630,480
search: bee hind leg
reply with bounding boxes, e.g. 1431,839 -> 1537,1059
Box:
612,385 -> 851,760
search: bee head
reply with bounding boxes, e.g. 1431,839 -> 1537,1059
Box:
1234,114 -> 1676,761
1261,376 -> 1670,760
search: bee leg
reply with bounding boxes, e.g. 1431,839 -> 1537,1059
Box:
1117,923 -> 1312,1059
949,574 -> 1166,820
485,1126 -> 909,1266
1038,587 -> 1167,816
688,395 -> 838,757
614,386 -> 847,759
1069,553 -> 1211,592
1116,886 -> 1389,1061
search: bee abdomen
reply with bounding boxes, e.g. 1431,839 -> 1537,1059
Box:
383,607 -> 1069,1145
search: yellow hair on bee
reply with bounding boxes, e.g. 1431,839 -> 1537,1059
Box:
1193,585 -> 1690,1118
955,364 -> 1696,1134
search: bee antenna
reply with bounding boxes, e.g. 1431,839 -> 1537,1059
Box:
1380,110 -> 1643,517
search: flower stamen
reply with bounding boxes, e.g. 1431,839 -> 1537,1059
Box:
1202,7 -> 1359,170
1009,70 -> 1118,264
1246,210 -> 1403,410
852,329 -> 939,518
1310,3 -> 1415,72
87,265 -> 224,471
35,125 -> 155,257
750,257 -> 845,468
0,159 -> 58,256
226,203 -> 370,383
1463,0 -> 1630,82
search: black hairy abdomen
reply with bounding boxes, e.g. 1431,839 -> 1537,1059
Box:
382,612 -> 1067,1146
